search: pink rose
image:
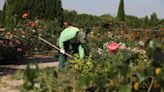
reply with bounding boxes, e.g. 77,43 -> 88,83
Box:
22,13 -> 29,19
17,48 -> 23,52
0,40 -> 4,44
106,42 -> 120,53
29,21 -> 36,27
31,30 -> 36,33
9,41 -> 14,47
15,40 -> 22,45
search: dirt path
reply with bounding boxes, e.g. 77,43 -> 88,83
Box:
0,75 -> 23,92
0,55 -> 59,92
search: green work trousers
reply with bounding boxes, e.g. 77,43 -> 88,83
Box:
58,53 -> 67,70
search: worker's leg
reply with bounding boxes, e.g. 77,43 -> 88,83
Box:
58,41 -> 69,70
58,54 -> 67,70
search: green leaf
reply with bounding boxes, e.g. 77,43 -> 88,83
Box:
119,84 -> 131,92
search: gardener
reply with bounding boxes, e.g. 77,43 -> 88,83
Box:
58,22 -> 89,70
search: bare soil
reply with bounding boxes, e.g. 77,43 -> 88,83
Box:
0,55 -> 59,92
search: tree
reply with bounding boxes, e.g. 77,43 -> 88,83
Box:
53,0 -> 63,26
0,10 -> 3,26
32,0 -> 45,19
142,16 -> 149,28
117,0 -> 125,21
150,12 -> 158,27
64,10 -> 78,23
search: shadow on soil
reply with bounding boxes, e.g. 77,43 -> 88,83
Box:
0,54 -> 59,65
0,67 -> 17,76
0,54 -> 59,76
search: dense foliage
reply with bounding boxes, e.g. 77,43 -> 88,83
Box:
0,0 -> 63,61
63,10 -> 100,28
2,0 -> 63,28
0,13 -> 62,61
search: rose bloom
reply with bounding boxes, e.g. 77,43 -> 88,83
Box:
31,22 -> 36,27
17,48 -> 23,52
29,21 -> 36,27
6,32 -> 11,35
9,41 -> 14,47
0,40 -> 4,46
21,31 -> 26,35
106,42 -> 120,53
31,30 -> 36,33
0,40 -> 4,44
15,40 -> 22,45
22,13 -> 28,19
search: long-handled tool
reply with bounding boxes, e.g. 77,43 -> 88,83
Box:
38,37 -> 74,58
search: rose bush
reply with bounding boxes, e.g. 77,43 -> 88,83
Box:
0,38 -> 26,62
0,13 -> 62,62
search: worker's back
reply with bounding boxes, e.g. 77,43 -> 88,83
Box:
59,26 -> 80,48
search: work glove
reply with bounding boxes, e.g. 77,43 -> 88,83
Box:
60,48 -> 65,54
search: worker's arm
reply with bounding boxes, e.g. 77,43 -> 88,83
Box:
59,32 -> 65,49
78,31 -> 90,56
79,45 -> 85,59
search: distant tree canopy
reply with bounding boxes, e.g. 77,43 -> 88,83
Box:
63,9 -> 100,28
125,15 -> 143,28
117,0 -> 125,21
2,0 -> 63,28
63,9 -> 163,30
